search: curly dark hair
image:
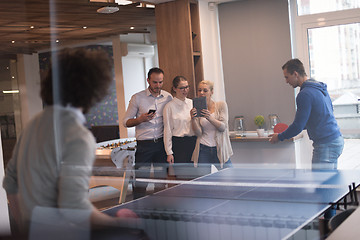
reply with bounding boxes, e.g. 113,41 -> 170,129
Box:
41,48 -> 113,113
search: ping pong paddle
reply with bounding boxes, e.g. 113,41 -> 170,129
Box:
273,123 -> 288,133
116,208 -> 138,218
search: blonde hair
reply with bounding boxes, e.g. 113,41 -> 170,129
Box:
198,80 -> 214,91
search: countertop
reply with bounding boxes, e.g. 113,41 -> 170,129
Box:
229,131 -> 303,142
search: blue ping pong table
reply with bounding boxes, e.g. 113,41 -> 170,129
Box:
104,168 -> 360,240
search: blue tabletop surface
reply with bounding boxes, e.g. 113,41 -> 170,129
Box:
104,168 -> 360,240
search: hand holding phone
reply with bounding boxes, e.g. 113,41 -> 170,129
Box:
148,109 -> 156,114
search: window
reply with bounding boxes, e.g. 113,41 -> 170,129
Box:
290,0 -> 360,169
307,23 -> 360,138
297,0 -> 360,16
307,23 -> 360,92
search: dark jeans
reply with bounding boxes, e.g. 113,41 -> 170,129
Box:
198,144 -> 232,173
171,136 -> 197,178
133,138 -> 167,199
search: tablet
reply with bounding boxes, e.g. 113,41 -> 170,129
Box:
193,97 -> 207,117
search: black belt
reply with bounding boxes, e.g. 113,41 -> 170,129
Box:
137,137 -> 163,143
173,136 -> 196,139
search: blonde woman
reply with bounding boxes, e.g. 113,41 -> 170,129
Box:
190,80 -> 233,170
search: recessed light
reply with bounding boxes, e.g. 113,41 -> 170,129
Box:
30,26 -> 35,29
56,39 -> 59,43
3,90 -> 19,94
11,76 -> 15,79
130,26 -> 135,30
115,0 -> 132,5
83,26 -> 87,29
11,40 -> 15,44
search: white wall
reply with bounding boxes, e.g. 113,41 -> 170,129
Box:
16,53 -> 42,129
0,131 -> 11,235
121,57 -> 147,137
217,0 -> 296,131
198,0 -> 226,102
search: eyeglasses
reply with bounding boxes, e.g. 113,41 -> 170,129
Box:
178,85 -> 189,90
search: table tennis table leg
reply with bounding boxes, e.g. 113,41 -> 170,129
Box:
118,171 -> 130,204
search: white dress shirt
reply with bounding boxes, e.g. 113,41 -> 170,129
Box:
163,97 -> 195,155
123,88 -> 172,140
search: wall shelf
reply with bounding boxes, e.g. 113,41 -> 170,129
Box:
155,0 -> 204,98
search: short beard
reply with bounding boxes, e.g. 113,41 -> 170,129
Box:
149,86 -> 160,94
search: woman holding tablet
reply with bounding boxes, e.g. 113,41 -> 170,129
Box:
190,80 -> 233,170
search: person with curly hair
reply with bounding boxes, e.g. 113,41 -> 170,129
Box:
3,48 -> 136,235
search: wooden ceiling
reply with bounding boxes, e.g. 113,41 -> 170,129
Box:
0,0 -> 157,57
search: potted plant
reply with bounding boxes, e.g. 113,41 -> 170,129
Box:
254,115 -> 265,137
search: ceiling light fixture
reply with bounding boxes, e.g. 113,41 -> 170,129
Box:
115,0 -> 133,5
97,6 -> 119,14
56,39 -> 59,43
11,40 -> 15,44
3,90 -> 19,94
83,26 -> 87,29
30,26 -> 35,29
130,26 -> 135,30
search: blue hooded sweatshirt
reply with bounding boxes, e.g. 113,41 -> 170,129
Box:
278,79 -> 341,144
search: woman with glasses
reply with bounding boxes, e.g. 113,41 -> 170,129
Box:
163,76 -> 197,178
190,80 -> 233,171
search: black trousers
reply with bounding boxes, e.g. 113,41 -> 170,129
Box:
171,136 -> 197,179
133,138 -> 167,199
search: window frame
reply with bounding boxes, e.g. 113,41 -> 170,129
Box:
289,0 -> 360,135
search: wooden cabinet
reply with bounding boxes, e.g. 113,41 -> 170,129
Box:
155,0 -> 204,98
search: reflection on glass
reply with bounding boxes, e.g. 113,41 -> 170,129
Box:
297,0 -> 360,16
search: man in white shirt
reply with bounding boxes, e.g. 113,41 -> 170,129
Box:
123,68 -> 172,199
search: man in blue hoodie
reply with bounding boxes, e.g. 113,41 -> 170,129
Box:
269,59 -> 344,169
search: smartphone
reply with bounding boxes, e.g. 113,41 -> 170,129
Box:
148,109 -> 156,114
